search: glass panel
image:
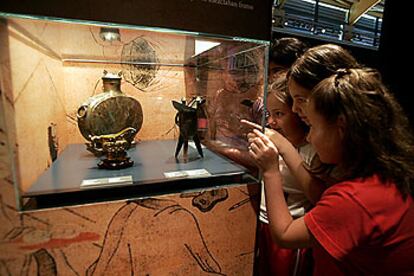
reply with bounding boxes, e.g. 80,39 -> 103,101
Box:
0,14 -> 268,210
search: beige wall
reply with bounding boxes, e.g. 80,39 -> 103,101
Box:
1,17 -> 191,192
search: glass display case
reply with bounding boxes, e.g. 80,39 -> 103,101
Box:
0,13 -> 269,210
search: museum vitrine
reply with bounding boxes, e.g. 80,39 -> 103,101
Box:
0,13 -> 270,210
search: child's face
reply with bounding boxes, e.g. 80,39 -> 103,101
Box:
287,79 -> 311,125
306,101 -> 343,164
266,93 -> 305,146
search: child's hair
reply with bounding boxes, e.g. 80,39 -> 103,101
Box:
311,67 -> 414,197
270,37 -> 308,67
268,71 -> 308,132
288,44 -> 360,90
269,71 -> 292,107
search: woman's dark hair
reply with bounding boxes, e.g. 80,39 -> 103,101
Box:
270,37 -> 308,67
311,68 -> 414,197
288,44 -> 360,90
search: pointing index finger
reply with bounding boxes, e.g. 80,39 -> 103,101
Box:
240,119 -> 261,130
253,129 -> 266,137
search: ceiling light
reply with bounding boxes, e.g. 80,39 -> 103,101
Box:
99,27 -> 121,42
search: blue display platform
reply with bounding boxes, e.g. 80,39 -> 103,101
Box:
24,140 -> 249,207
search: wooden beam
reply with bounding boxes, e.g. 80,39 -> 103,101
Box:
348,0 -> 381,25
367,10 -> 383,19
320,0 -> 351,9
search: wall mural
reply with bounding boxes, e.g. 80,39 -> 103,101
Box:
121,36 -> 160,92
87,198 -> 224,275
89,26 -> 180,94
0,118 -> 259,275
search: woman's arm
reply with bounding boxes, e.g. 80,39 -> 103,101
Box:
241,120 -> 325,204
263,170 -> 313,248
248,129 -> 313,248
272,133 -> 325,205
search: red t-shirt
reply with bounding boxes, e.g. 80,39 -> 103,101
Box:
304,174 -> 414,275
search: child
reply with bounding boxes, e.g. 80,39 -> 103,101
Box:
247,68 -> 414,275
257,71 -> 315,276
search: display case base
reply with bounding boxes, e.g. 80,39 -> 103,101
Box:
23,140 -> 254,210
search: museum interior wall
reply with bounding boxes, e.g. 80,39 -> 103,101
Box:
1,17 -> 194,193
0,15 -> 262,275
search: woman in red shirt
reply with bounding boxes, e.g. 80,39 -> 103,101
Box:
247,68 -> 414,275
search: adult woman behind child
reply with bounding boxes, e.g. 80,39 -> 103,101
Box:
268,37 -> 308,83
248,68 -> 414,275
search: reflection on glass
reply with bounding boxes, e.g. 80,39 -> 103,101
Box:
0,13 -> 268,209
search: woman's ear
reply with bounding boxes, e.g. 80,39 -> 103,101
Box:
336,115 -> 346,139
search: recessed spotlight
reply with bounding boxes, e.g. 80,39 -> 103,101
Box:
99,27 -> 121,42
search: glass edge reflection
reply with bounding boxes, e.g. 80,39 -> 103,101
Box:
0,12 -> 270,45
